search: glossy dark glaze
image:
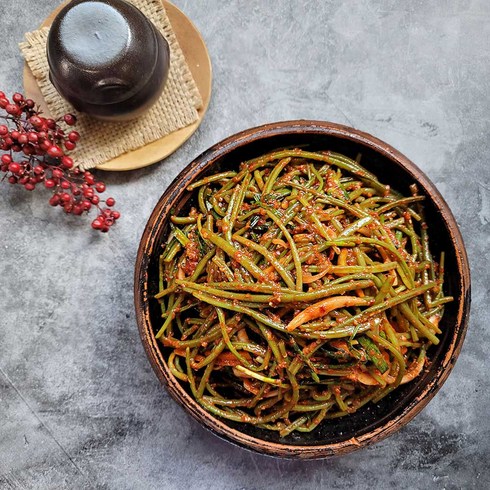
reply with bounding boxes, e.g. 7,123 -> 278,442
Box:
47,0 -> 170,121
134,121 -> 471,459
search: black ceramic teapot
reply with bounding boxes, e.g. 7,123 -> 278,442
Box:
47,0 -> 170,121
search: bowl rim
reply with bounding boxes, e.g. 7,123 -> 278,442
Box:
134,120 -> 471,459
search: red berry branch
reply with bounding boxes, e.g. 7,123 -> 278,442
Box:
0,91 -> 120,232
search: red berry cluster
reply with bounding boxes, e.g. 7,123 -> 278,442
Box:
0,91 -> 120,232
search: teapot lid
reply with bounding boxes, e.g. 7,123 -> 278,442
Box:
48,0 -> 160,106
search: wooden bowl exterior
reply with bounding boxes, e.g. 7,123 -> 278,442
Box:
134,121 -> 471,459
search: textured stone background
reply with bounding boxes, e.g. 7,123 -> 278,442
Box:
0,1 -> 489,489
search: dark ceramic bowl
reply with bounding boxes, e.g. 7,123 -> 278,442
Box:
134,121 -> 471,459
47,0 -> 170,121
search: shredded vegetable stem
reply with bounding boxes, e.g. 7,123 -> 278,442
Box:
155,149 -> 453,436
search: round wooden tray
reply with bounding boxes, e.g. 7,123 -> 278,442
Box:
23,0 -> 212,172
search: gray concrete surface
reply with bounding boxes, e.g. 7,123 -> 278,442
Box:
0,1 -> 489,489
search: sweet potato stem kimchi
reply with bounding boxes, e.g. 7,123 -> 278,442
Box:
155,149 -> 452,437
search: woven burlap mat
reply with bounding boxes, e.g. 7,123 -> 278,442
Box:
20,0 -> 202,170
